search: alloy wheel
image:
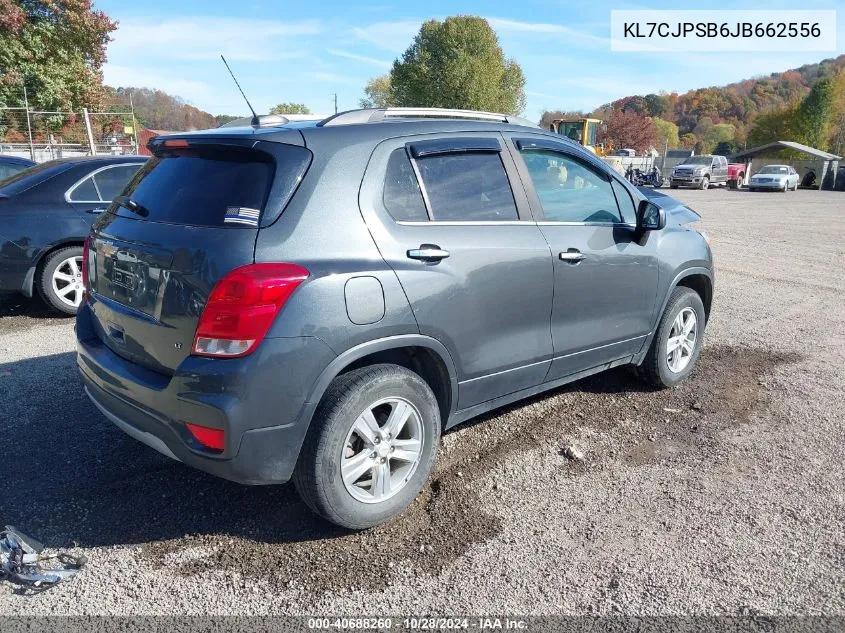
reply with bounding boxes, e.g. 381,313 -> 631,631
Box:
340,397 -> 424,504
666,307 -> 697,373
51,256 -> 84,308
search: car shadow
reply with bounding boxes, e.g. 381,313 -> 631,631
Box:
0,351 -> 648,550
0,292 -> 65,319
0,351 -> 349,550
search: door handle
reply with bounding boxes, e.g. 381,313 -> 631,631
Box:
559,250 -> 585,263
87,208 -> 106,214
408,245 -> 450,262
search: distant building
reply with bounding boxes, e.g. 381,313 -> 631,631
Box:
137,129 -> 178,156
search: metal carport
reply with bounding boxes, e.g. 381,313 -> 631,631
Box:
731,141 -> 841,190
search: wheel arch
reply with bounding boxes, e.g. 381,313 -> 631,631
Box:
23,239 -> 85,298
675,270 -> 713,323
635,266 -> 713,365
302,335 -> 459,430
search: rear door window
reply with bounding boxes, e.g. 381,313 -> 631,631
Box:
93,164 -> 142,201
383,148 -> 428,221
68,177 -> 100,202
68,164 -> 142,202
415,152 -> 518,222
116,144 -> 309,227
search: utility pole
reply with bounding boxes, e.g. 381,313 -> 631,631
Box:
23,85 -> 34,161
332,93 -> 338,114
82,107 -> 97,155
129,90 -> 140,155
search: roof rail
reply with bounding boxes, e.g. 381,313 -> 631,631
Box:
319,108 -> 538,128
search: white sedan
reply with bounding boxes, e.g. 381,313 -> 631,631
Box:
748,165 -> 800,192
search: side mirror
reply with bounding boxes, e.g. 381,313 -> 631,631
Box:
637,200 -> 666,231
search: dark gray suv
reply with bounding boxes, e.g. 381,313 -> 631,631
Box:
76,108 -> 714,529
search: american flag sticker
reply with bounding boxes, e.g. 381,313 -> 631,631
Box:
224,206 -> 260,227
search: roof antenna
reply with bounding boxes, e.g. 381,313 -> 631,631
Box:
220,54 -> 259,126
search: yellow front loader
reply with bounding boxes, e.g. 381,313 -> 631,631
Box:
549,118 -> 611,156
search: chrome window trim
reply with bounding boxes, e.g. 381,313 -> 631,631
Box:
407,151 -> 434,221
537,220 -> 637,228
64,163 -> 141,204
397,220 -> 536,226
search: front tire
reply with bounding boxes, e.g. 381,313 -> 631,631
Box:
293,364 -> 441,529
39,246 -> 84,315
639,287 -> 706,388
699,176 -> 710,190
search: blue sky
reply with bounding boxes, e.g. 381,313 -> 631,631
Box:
97,0 -> 845,121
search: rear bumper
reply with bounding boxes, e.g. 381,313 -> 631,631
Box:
76,303 -> 336,485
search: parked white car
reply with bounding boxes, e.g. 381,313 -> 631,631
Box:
748,165 -> 799,192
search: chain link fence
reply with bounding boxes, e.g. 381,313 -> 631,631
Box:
0,95 -> 140,163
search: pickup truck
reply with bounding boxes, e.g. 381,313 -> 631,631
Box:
670,155 -> 747,189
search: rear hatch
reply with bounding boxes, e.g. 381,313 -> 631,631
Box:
86,135 -> 311,374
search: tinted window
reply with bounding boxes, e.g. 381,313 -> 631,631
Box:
0,163 -> 27,181
69,177 -> 99,201
611,179 -> 637,224
416,152 -> 517,221
520,149 -> 622,223
117,145 -> 308,227
93,164 -> 142,201
383,148 -> 428,221
0,160 -> 76,196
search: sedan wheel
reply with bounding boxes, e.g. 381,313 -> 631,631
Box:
52,256 -> 85,308
39,246 -> 85,315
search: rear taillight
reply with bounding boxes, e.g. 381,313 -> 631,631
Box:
81,236 -> 90,296
185,423 -> 225,452
192,263 -> 309,358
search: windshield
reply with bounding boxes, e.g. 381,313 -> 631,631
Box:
681,157 -> 712,166
557,121 -> 584,143
758,166 -> 789,174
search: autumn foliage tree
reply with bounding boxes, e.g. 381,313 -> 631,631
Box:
109,86 -> 218,131
602,109 -> 657,153
0,0 -> 117,111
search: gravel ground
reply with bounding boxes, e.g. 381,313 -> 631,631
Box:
0,189 -> 843,616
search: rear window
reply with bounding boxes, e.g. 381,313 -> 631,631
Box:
115,144 -> 304,227
0,160 -> 72,196
416,153 -> 518,222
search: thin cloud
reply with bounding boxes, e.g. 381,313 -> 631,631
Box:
352,20 -> 421,53
108,17 -> 321,62
489,18 -> 609,48
327,49 -> 392,69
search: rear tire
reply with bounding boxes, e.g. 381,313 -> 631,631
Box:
639,287 -> 706,389
293,364 -> 441,529
38,246 -> 84,315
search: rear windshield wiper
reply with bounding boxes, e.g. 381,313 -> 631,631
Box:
114,195 -> 149,218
